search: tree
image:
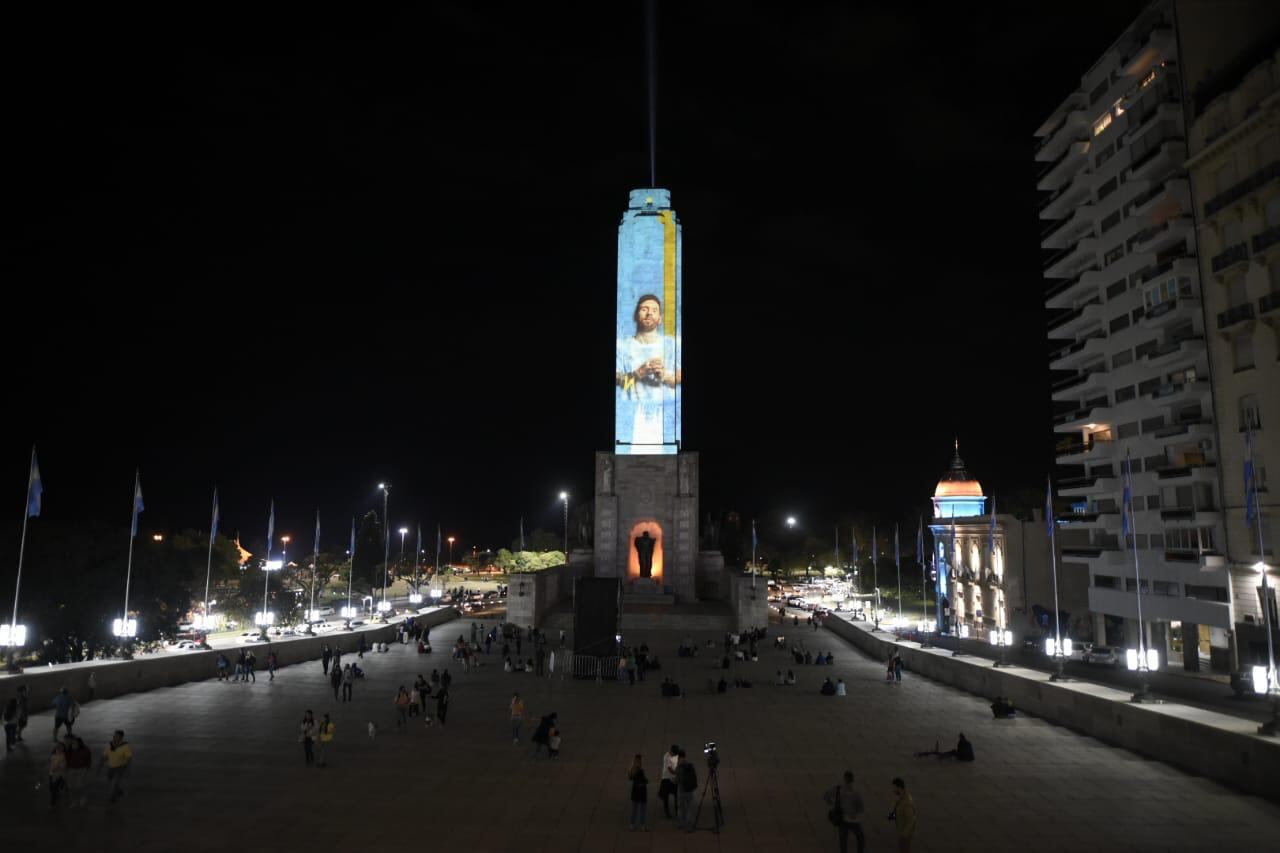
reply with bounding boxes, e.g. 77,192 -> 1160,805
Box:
529,528 -> 561,553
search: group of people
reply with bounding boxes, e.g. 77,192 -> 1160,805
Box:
627,745 -> 700,832
823,772 -> 918,853
820,677 -> 847,696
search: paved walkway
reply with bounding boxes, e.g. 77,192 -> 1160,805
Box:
3,616 -> 1279,852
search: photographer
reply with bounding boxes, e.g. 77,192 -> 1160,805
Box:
676,749 -> 697,831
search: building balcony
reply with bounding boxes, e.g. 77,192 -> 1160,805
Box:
1051,368 -> 1108,402
1139,253 -> 1196,285
1047,300 -> 1102,336
1210,242 -> 1250,275
1127,177 -> 1189,220
1142,335 -> 1204,369
1044,237 -> 1099,279
1204,160 -> 1280,219
1160,506 -> 1222,525
1151,419 -> 1214,442
1147,378 -> 1210,408
1045,266 -> 1105,309
1053,404 -> 1112,433
1119,26 -> 1175,76
1057,510 -> 1120,530
1039,172 -> 1092,220
1037,108 -> 1090,162
1139,295 -> 1200,331
1088,584 -> 1229,628
1059,474 -> 1119,497
1217,302 -> 1256,331
1128,217 -> 1191,257
1056,436 -> 1116,465
1041,204 -> 1096,251
1252,224 -> 1280,255
1038,140 -> 1091,192
1126,139 -> 1185,182
1156,463 -> 1217,484
1049,332 -> 1107,370
1260,290 -> 1280,323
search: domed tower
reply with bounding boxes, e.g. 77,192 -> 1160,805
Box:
928,441 -> 1007,639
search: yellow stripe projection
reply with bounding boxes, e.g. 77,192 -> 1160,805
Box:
660,210 -> 676,336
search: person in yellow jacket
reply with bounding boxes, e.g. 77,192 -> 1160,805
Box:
317,714 -> 335,768
889,777 -> 916,852
101,730 -> 133,803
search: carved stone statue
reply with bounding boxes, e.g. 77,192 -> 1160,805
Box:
635,530 -> 656,578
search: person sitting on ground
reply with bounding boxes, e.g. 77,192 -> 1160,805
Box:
990,696 -> 1016,718
820,677 -> 836,696
716,676 -> 728,694
504,657 -> 513,673
835,678 -> 847,696
938,733 -> 975,761
785,670 -> 797,685
826,651 -> 835,665
804,650 -> 813,665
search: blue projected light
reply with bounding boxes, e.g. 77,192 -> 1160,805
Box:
614,189 -> 682,454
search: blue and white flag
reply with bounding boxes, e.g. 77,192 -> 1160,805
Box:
851,530 -> 859,566
1245,426 -> 1258,526
751,519 -> 758,550
130,472 -> 144,537
26,448 -> 42,518
349,517 -> 356,559
1121,453 -> 1134,538
894,524 -> 900,566
1045,476 -> 1054,538
210,488 -> 220,540
266,500 -> 275,559
520,515 -> 526,552
416,523 -> 422,561
314,509 -> 321,559
871,525 -> 876,566
989,494 -> 997,555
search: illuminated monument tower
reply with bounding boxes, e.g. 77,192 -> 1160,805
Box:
594,188 -> 701,601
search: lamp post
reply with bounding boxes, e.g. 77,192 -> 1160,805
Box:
399,527 -> 409,575
786,516 -> 796,586
560,491 -> 570,562
378,484 -> 391,613
991,628 -> 1015,667
409,524 -> 423,604
4,447 -> 41,668
447,536 -> 455,570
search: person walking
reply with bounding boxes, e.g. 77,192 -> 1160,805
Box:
409,684 -> 421,718
234,649 -> 246,682
267,650 -> 278,681
300,711 -> 317,766
659,744 -> 680,818
889,777 -> 917,852
3,698 -> 19,751
435,685 -> 450,725
316,714 -> 334,768
330,664 -> 342,700
394,687 -> 410,731
676,750 -> 698,832
824,770 -> 866,853
322,643 -> 332,675
245,650 -> 257,683
893,654 -> 904,684
52,687 -> 76,739
509,693 -> 525,743
217,653 -> 229,681
65,736 -> 92,807
342,664 -> 354,702
16,685 -> 30,742
627,754 -> 649,831
87,672 -> 97,702
101,730 -> 133,803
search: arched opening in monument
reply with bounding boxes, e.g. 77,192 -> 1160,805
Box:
626,520 -> 664,583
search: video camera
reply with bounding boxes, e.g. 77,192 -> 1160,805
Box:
703,741 -> 719,768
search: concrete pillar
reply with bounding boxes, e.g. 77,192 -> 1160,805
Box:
1093,612 -> 1106,644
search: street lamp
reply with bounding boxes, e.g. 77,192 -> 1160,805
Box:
152,533 -> 163,542
560,491 -> 570,561
1252,560 -> 1279,734
447,536 -> 456,569
991,629 -> 1015,667
378,484 -> 392,613
399,527 -> 409,578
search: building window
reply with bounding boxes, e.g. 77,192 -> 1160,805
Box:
1233,330 -> 1255,371
1094,575 -> 1120,589
1118,421 -> 1139,439
1115,386 -> 1137,403
1098,176 -> 1119,201
1144,278 -> 1178,311
1138,377 -> 1161,396
1113,349 -> 1134,368
1240,394 -> 1262,431
1110,314 -> 1131,333
1216,162 -> 1237,196
1141,415 -> 1166,432
1094,112 -> 1113,136
1107,279 -> 1128,300
1186,584 -> 1229,603
1266,195 -> 1280,228
1104,244 -> 1125,265
1125,578 -> 1149,593
1146,494 -> 1161,509
1153,581 -> 1177,597
1135,339 -> 1158,359
1101,211 -> 1122,233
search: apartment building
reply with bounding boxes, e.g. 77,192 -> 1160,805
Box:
1181,2 -> 1280,672
1037,0 -> 1232,671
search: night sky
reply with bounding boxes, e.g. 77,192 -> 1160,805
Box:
4,3 -> 1149,555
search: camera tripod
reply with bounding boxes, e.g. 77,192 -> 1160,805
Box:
692,761 -> 725,834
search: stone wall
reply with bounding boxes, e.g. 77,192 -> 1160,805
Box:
824,615 -> 1280,801
1,608 -> 459,713
506,566 -> 570,629
727,570 -> 769,633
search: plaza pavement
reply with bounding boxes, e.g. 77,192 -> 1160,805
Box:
3,614 -> 1279,852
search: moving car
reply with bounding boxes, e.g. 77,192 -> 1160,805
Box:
238,631 -> 263,644
1083,645 -> 1122,667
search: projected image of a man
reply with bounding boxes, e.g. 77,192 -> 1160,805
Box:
616,293 -> 681,449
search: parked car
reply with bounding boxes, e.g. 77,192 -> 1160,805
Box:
1083,645 -> 1122,667
344,619 -> 367,629
238,631 -> 263,644
317,606 -> 335,617
1068,642 -> 1093,662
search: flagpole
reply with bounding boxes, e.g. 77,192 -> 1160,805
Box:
1123,452 -> 1152,700
894,523 -> 903,629
121,470 -> 140,651
414,523 -> 422,601
872,525 -> 880,631
347,518 -> 356,617
1247,426 -> 1279,733
6,447 -> 38,666
920,518 -> 928,625
950,515 -> 963,657
751,519 -> 757,589
262,501 -> 274,627
309,509 -> 321,631
1048,477 -> 1065,681
202,488 -> 217,632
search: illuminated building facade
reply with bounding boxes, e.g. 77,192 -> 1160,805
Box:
929,445 -> 1008,640
1037,0 -> 1233,671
